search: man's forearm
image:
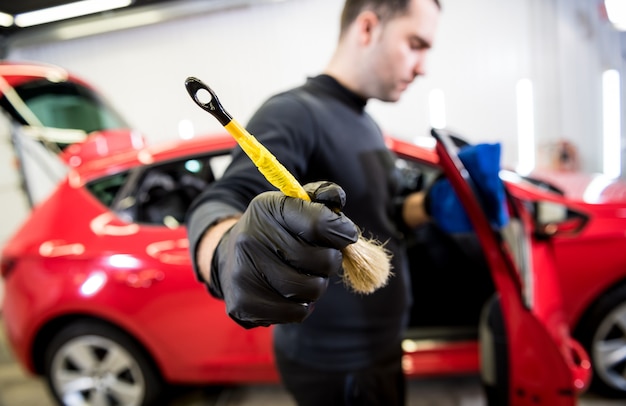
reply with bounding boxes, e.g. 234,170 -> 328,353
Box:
402,191 -> 429,229
196,217 -> 240,282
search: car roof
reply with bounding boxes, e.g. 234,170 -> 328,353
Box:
69,133 -> 237,185
70,134 -> 440,188
0,60 -> 94,90
529,169 -> 626,204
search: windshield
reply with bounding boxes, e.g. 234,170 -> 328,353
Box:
0,78 -> 129,145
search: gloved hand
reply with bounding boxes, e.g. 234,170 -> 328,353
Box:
426,143 -> 509,233
209,181 -> 359,328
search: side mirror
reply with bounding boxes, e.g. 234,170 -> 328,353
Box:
533,201 -> 588,238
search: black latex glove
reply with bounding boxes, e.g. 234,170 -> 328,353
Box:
209,181 -> 359,328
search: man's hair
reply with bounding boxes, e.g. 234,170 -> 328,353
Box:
339,0 -> 441,34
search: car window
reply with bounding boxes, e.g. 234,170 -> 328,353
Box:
394,155 -> 440,195
86,171 -> 131,208
500,169 -> 565,195
0,79 -> 129,149
111,151 -> 233,228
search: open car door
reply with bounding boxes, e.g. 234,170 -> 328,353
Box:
0,62 -> 132,208
431,128 -> 591,405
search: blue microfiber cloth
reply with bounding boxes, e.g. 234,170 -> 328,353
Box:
428,143 -> 509,233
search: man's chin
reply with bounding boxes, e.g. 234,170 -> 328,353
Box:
381,93 -> 402,103
373,89 -> 399,102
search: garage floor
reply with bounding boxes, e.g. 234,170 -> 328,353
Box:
0,315 -> 623,406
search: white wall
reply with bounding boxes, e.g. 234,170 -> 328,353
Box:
548,0 -> 623,174
8,0 -> 344,145
5,0 -> 623,173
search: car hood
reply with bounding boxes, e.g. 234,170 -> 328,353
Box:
529,169 -> 626,204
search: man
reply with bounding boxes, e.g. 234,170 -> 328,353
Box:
187,0 -> 441,404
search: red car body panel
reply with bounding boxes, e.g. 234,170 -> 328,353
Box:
553,215 -> 626,327
402,341 -> 479,377
2,134 -> 280,384
505,170 -> 626,329
0,61 -> 93,90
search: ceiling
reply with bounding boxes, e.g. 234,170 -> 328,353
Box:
0,0 -> 280,48
1,0 -> 96,15
0,0 -> 174,37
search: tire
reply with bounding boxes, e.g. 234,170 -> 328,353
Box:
43,320 -> 163,406
575,283 -> 626,398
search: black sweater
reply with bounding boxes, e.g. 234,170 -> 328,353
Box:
187,75 -> 411,370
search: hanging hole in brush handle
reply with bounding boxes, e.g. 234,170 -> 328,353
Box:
184,77 -> 232,126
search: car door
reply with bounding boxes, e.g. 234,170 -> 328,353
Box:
0,62 -> 130,208
431,128 -> 591,405
104,150 -> 277,382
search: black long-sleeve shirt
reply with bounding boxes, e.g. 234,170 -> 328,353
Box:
187,74 -> 411,370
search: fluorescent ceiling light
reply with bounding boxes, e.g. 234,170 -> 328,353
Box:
55,9 -> 162,40
178,119 -> 195,140
428,89 -> 447,129
516,78 -> 535,175
0,12 -> 13,27
602,69 -> 621,178
14,0 -> 133,28
605,0 -> 626,30
583,175 -> 615,203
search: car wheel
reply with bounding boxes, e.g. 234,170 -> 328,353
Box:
576,284 -> 626,398
43,320 -> 163,406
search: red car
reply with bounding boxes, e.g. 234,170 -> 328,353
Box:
1,61 -> 625,405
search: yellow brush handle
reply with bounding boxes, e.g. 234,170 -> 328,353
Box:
185,77 -> 310,201
224,120 -> 311,201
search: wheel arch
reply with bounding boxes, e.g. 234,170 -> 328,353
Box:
31,313 -> 163,382
571,278 -> 626,397
572,277 -> 626,337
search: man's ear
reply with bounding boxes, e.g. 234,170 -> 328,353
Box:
354,10 -> 380,45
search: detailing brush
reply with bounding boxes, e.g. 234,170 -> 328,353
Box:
184,77 -> 392,294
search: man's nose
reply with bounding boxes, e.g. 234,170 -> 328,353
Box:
413,52 -> 429,77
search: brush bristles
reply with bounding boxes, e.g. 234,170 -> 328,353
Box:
341,236 -> 393,294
